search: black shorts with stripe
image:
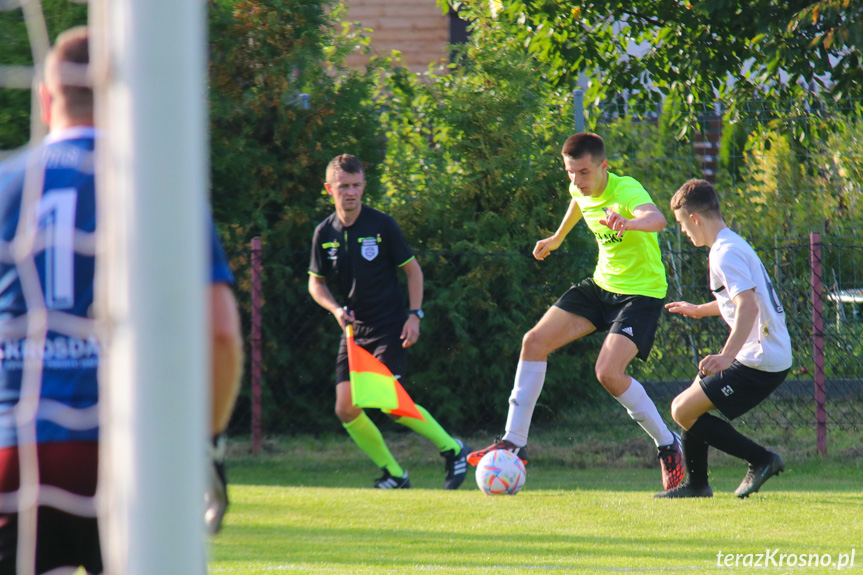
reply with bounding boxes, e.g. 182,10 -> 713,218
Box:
335,320 -> 407,385
553,277 -> 664,361
699,361 -> 789,420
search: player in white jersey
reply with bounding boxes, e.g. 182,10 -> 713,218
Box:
656,179 -> 792,499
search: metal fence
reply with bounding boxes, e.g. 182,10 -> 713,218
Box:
230,236 -> 863,452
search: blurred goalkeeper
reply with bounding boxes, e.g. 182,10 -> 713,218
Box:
0,26 -> 242,574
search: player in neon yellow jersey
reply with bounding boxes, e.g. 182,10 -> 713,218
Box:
469,133 -> 684,492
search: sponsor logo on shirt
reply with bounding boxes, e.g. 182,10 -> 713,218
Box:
0,336 -> 101,370
597,232 -> 623,245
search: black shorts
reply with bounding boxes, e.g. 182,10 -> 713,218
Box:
335,321 -> 407,385
554,277 -> 664,361
0,442 -> 101,575
699,361 -> 789,420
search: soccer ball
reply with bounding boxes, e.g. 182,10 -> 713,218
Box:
475,449 -> 526,495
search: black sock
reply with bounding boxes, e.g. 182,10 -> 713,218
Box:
682,429 -> 710,487
689,414 -> 770,466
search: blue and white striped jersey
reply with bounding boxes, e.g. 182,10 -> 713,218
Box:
0,128 -> 234,448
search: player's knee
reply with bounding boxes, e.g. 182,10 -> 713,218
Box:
521,329 -> 548,358
594,365 -> 608,386
335,403 -> 360,423
670,397 -> 692,429
594,365 -> 622,392
521,329 -> 535,351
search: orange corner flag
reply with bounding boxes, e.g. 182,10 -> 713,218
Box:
346,324 -> 425,421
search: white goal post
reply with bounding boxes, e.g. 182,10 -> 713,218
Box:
90,1 -> 211,573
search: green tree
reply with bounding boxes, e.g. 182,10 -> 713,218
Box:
209,0 -> 385,245
0,0 -> 87,150
443,1 -> 862,132
208,0 -> 387,431
788,0 -> 863,101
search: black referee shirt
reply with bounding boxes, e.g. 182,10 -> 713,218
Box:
309,206 -> 415,327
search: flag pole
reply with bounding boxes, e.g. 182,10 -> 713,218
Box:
345,314 -> 355,369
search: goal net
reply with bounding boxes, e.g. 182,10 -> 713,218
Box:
1,1 -> 212,573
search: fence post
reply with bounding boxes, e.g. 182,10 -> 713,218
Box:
572,88 -> 584,132
251,237 -> 262,456
809,232 -> 827,455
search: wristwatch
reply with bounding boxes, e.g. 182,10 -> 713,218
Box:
408,309 -> 424,319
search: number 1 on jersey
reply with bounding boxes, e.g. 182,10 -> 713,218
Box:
38,188 -> 78,310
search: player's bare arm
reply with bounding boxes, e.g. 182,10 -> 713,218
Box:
400,258 -> 423,348
665,300 -> 720,319
533,199 -> 583,260
699,289 -> 758,375
600,202 -> 667,238
308,274 -> 355,328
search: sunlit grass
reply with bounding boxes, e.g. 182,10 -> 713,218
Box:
210,434 -> 861,574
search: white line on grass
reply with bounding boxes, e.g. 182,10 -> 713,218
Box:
212,562 -> 863,573
211,564 -> 726,573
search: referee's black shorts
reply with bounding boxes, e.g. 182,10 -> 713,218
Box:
699,361 -> 789,420
0,441 -> 101,575
335,320 -> 407,385
554,277 -> 664,361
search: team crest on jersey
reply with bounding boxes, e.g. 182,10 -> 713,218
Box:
360,236 -> 380,261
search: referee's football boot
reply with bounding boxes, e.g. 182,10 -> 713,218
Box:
374,468 -> 411,489
657,431 -> 685,490
441,439 -> 470,490
654,481 -> 714,499
466,437 -> 528,467
734,451 -> 785,498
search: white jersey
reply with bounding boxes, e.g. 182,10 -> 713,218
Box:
709,228 -> 792,372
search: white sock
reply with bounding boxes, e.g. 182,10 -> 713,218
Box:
614,377 -> 674,447
502,360 -> 547,447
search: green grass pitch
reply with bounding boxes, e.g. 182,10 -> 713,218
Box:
209,435 -> 861,574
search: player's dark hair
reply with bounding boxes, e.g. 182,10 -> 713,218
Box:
561,133 -> 606,161
326,154 -> 365,182
47,26 -> 92,120
670,179 -> 722,219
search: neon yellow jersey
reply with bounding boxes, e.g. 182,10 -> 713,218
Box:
569,172 -> 667,298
